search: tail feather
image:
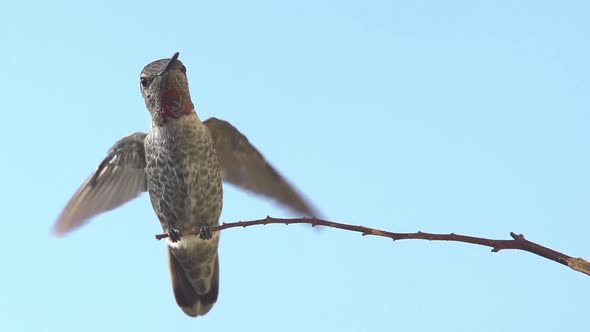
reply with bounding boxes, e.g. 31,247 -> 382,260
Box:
168,248 -> 219,317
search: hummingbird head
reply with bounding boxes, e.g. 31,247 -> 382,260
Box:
140,52 -> 195,126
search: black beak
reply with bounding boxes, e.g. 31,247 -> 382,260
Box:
161,52 -> 180,75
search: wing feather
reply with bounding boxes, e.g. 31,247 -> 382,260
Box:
53,132 -> 148,236
203,118 -> 319,217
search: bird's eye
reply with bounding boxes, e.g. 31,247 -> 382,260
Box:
140,77 -> 152,88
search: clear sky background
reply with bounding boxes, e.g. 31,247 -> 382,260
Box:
1,1 -> 588,331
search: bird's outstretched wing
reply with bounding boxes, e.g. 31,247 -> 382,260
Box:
203,117 -> 320,217
53,132 -> 148,236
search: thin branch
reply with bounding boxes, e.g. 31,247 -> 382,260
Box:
154,216 -> 590,276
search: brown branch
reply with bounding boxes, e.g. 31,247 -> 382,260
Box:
154,216 -> 590,276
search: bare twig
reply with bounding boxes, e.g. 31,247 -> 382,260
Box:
154,216 -> 590,276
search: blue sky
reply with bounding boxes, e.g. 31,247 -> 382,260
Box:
1,1 -> 588,331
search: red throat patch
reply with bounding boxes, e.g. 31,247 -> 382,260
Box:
158,89 -> 194,125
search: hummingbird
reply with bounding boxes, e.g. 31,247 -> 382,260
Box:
53,52 -> 319,317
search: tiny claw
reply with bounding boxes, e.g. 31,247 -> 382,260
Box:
198,226 -> 212,240
168,228 -> 182,243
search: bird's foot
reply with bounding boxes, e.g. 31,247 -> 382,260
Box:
198,226 -> 212,240
168,228 -> 183,243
